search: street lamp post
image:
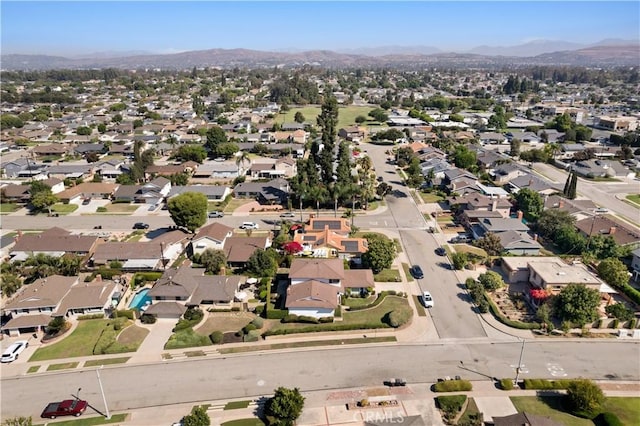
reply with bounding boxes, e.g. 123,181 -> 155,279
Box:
514,339 -> 526,385
96,366 -> 111,419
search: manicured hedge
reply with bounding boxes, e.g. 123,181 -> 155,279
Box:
263,323 -> 389,336
347,291 -> 397,311
78,314 -> 104,320
435,395 -> 467,413
595,412 -> 624,426
522,379 -> 574,390
499,378 -> 514,390
433,380 -> 473,392
210,331 -> 224,344
114,309 -> 136,320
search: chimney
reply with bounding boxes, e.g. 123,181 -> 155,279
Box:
609,227 -> 617,235
533,233 -> 538,242
491,199 -> 498,212
517,210 -> 523,220
528,179 -> 533,187
558,199 -> 564,209
96,274 -> 102,282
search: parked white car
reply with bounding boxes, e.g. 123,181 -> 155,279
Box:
239,222 -> 259,230
422,291 -> 434,308
1,340 -> 29,363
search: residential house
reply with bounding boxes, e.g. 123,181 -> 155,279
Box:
342,269 -> 375,296
233,178 -> 289,205
507,131 -> 541,144
74,143 -> 106,157
292,217 -> 368,262
479,132 -> 508,145
44,164 -> 96,181
91,229 -> 187,270
145,161 -> 199,179
449,194 -> 512,219
167,185 -> 231,202
573,159 -> 634,179
1,184 -> 31,203
575,215 -> 640,248
338,126 -> 366,142
223,236 -> 272,268
32,144 -> 70,158
508,174 -> 559,195
113,176 -> 171,204
56,182 -> 119,203
471,215 -> 530,239
1,275 -> 119,336
2,158 -> 32,178
559,143 -> 586,160
190,222 -> 234,256
491,163 -> 527,184
95,159 -> 126,181
192,161 -> 242,179
10,227 -> 99,262
542,195 -> 596,217
146,264 -> 246,317
494,230 -> 542,255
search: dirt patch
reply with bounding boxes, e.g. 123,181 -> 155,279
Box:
223,332 -> 244,344
195,312 -> 255,335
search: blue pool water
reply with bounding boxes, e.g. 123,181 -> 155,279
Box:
129,288 -> 151,310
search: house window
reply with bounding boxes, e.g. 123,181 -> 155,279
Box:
329,279 -> 340,284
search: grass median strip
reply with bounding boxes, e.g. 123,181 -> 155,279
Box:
27,365 -> 40,373
34,413 -> 128,426
185,350 -> 206,357
47,362 -> 79,371
224,400 -> 251,410
413,296 -> 427,317
218,336 -> 396,354
84,357 -> 130,367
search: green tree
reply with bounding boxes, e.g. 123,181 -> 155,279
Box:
76,126 -> 92,135
199,249 -> 227,274
30,191 -> 58,215
514,188 -> 544,222
97,122 -> 107,133
535,209 -> 575,240
205,126 -> 228,151
316,95 -> 339,185
566,379 -> 604,416
173,145 -> 207,163
597,257 -> 630,289
553,284 -> 600,326
168,173 -> 189,186
0,273 -> 22,297
475,232 -> 503,256
46,316 -> 67,335
368,108 -> 388,123
168,192 -> 208,233
182,405 -> 210,426
452,145 -> 477,170
265,387 -> 305,426
509,138 -> 521,157
245,249 -> 278,277
477,271 -> 505,291
212,142 -> 239,159
451,252 -> 468,270
294,111 -> 305,123
361,234 -> 397,274
355,115 -> 367,124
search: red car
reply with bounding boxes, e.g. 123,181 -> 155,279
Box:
41,399 -> 88,419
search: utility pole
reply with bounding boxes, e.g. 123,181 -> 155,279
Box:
514,339 -> 526,385
96,366 -> 111,419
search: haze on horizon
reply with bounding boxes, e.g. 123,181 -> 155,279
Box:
1,1 -> 638,57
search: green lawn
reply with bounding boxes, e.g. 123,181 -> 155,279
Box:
98,203 -> 139,213
342,295 -> 377,308
510,396 -> 640,426
0,203 -> 19,213
374,268 -> 401,282
51,203 -> 79,214
626,194 -> 640,206
413,296 -> 427,317
164,328 -> 211,350
34,413 -> 128,426
224,400 -> 251,410
419,191 -> 446,203
30,319 -> 145,361
401,263 -> 414,282
276,105 -> 376,130
342,295 -> 411,326
47,362 -> 79,371
27,365 -> 40,373
219,336 -> 395,354
84,357 -> 130,367
221,419 -> 265,426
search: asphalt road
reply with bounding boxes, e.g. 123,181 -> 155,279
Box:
2,341 -> 638,419
532,162 -> 640,226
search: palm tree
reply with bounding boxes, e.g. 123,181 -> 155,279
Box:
235,151 -> 251,176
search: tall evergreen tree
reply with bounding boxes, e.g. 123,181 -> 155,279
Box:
316,95 -> 339,185
567,171 -> 578,199
563,170 -> 572,197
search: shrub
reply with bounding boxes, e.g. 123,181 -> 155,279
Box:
319,317 -> 334,323
629,318 -> 637,329
566,379 -> 604,417
433,380 -> 472,392
254,305 -> 265,316
387,309 -> 411,328
114,309 -> 135,320
451,252 -> 468,270
436,395 -> 467,417
97,207 -> 107,212
282,314 -> 319,324
499,378 -> 514,390
243,329 -> 261,342
611,319 -> 619,329
210,331 -> 224,344
184,307 -> 204,322
243,323 -> 257,334
78,314 -> 105,320
485,294 -> 541,330
523,379 -> 573,390
140,314 -> 156,324
251,317 -> 264,329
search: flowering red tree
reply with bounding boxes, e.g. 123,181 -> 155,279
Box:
530,289 -> 549,301
282,241 -> 303,255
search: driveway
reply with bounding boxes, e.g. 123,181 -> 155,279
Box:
127,319 -> 176,364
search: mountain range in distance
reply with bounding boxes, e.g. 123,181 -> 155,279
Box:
2,39 -> 639,70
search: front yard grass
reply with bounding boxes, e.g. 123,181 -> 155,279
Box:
373,268 -> 401,282
195,312 -> 255,336
418,191 -> 446,203
342,295 -> 377,309
97,203 -> 139,214
509,396 -> 640,426
47,362 -> 79,371
219,336 -> 395,354
401,262 -> 414,282
626,194 -> 640,207
51,203 -> 78,214
30,319 -> 146,361
221,419 -> 265,426
413,296 -> 427,317
224,198 -> 254,213
34,413 -> 128,426
0,203 -> 19,213
451,244 -> 487,260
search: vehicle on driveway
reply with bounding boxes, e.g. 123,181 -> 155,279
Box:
82,198 -> 91,205
450,235 -> 471,244
41,399 -> 88,419
133,222 -> 149,230
422,291 -> 434,308
208,211 -> 224,218
409,265 -> 424,279
1,340 -> 28,363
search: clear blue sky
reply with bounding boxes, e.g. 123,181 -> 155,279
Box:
2,1 -> 638,56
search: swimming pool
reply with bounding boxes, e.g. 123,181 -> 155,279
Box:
128,288 -> 151,310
